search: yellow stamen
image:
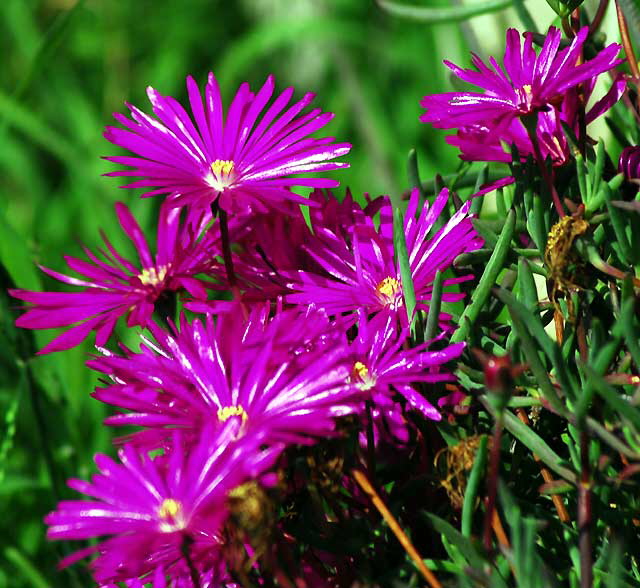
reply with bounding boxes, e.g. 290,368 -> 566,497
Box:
352,361 -> 369,380
211,159 -> 235,176
158,498 -> 181,518
522,84 -> 532,95
208,159 -> 236,191
139,265 -> 167,286
157,498 -> 186,532
351,361 -> 376,390
376,276 -> 401,305
217,405 -> 248,423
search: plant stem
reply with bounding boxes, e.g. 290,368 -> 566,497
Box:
181,535 -> 202,588
615,0 -> 640,111
525,124 -> 565,217
365,400 -> 376,478
352,469 -> 442,588
219,208 -> 236,289
554,309 -> 565,345
578,431 -> 593,588
516,408 -> 570,523
491,510 -> 510,549
218,208 -> 247,317
483,416 -> 503,551
590,0 -> 609,34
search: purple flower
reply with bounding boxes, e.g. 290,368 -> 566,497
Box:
10,201 -> 215,353
286,188 -> 482,326
220,200 -> 319,302
421,27 -> 624,165
619,146 -> 640,180
224,188 -> 375,304
349,311 -> 465,423
445,77 -> 627,166
88,305 -> 361,449
46,424 -> 279,584
421,27 -> 622,129
105,73 -> 351,214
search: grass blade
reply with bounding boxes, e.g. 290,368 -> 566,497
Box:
4,547 -> 50,588
512,0 -> 537,31
517,257 -> 538,310
11,0 -> 87,102
376,0 -> 511,22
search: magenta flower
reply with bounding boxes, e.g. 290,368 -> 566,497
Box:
105,72 -> 351,214
223,189 -> 376,304
10,201 -> 216,353
444,76 -> 626,165
421,26 -> 625,169
349,311 -> 465,422
88,305 -> 361,449
286,187 -> 482,326
421,27 -> 622,130
46,424 -> 279,584
619,146 -> 640,180
218,201 -> 318,302
102,563 -> 233,588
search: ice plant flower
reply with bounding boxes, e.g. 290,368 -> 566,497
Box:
421,26 -> 622,130
10,201 -> 216,353
105,72 -> 351,214
443,76 -> 626,166
88,305 -> 361,449
287,187 -> 482,326
349,311 -> 465,422
215,201 -> 319,302
225,189 -> 377,303
421,27 -> 624,167
45,424 -> 280,584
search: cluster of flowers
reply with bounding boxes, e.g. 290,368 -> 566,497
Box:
421,26 -> 624,169
10,23 -> 625,587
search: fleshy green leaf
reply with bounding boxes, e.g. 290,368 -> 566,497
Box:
481,398 -> 577,483
424,269 -> 444,342
394,206 -> 416,331
461,435 -> 488,538
451,208 -> 515,344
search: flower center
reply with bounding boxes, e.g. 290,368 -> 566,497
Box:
516,84 -> 534,111
375,276 -> 401,306
139,265 -> 168,287
208,159 -> 236,191
351,361 -> 376,390
353,361 -> 369,380
217,405 -> 248,423
157,498 -> 186,533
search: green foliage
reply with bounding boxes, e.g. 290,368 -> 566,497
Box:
376,0 -> 511,23
5,1 -> 640,586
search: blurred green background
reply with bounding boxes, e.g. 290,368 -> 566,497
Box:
0,0 -> 613,585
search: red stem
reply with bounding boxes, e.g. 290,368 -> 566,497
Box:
615,0 -> 640,112
578,431 -> 593,588
483,419 -> 503,551
590,0 -> 609,35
